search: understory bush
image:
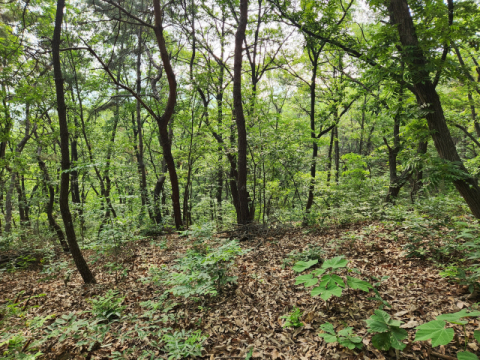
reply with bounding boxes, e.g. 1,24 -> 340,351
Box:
149,240 -> 245,298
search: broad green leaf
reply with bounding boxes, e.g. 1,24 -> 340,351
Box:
338,338 -> 357,350
338,327 -> 353,337
320,283 -> 343,301
415,320 -> 454,347
318,333 -> 337,343
322,256 -> 348,270
346,276 -> 373,292
319,322 -> 335,335
295,274 -> 313,285
292,260 -> 318,273
389,327 -> 408,350
437,310 -> 480,322
474,330 -> 480,343
457,352 -> 479,360
329,274 -> 345,288
371,332 -> 391,351
312,268 -> 326,277
365,318 -> 390,333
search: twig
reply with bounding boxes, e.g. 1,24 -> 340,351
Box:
431,352 -> 456,360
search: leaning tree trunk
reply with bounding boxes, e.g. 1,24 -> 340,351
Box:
52,0 -> 96,283
233,0 -> 250,225
152,0 -> 183,229
389,0 -> 480,218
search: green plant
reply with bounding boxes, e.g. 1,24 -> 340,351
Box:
318,322 -> 363,350
156,240 -> 245,298
104,262 -> 129,282
282,244 -> 324,268
0,333 -> 42,359
365,309 -> 408,351
88,290 -> 126,322
294,256 -> 372,301
162,329 -> 207,359
280,307 -> 303,328
414,309 -> 480,359
39,260 -> 69,282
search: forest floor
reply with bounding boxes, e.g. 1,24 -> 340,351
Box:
1,220 -> 479,360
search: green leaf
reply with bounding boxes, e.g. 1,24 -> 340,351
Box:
474,330 -> 480,343
346,276 -> 373,292
457,352 -> 479,360
292,260 -> 318,273
329,274 -> 345,288
295,274 -> 313,285
322,256 -> 348,270
318,333 -> 337,343
311,268 -> 326,277
338,338 -> 356,349
319,322 -> 335,335
389,327 -> 408,350
366,318 -> 390,333
436,310 -> 480,322
371,332 -> 391,351
320,283 -> 343,301
415,320 -> 454,347
338,327 -> 353,337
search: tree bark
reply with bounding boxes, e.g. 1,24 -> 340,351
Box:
37,147 -> 69,251
152,0 -> 183,229
233,0 -> 250,225
389,0 -> 480,218
53,0 -> 96,283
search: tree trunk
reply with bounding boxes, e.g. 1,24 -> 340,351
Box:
52,0 -> 95,283
305,47 -> 321,215
233,0 -> 250,225
152,0 -> 183,229
37,147 -> 69,251
334,126 -> 340,184
389,0 -> 480,218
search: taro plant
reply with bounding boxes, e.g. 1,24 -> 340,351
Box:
293,256 -> 372,301
318,322 -> 363,350
414,309 -> 480,360
365,309 -> 408,351
280,307 -> 303,328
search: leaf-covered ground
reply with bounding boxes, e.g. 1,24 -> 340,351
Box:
1,221 -> 479,359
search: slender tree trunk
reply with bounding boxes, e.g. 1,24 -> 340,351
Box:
153,0 -> 183,229
389,0 -> 480,218
37,147 -> 69,251
305,47 -> 321,215
52,0 -> 95,283
334,125 -> 340,185
411,139 -> 428,201
233,0 -> 250,225
326,129 -> 334,186
136,26 -> 150,219
4,172 -> 16,233
359,95 -> 366,155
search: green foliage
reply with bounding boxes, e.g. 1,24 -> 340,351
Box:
152,240 -> 244,298
87,290 -> 126,322
161,330 -> 207,359
413,309 -> 480,359
318,322 -> 363,350
280,307 -> 303,328
282,244 -> 324,268
0,333 -> 42,359
366,309 -> 408,351
294,255 -> 372,301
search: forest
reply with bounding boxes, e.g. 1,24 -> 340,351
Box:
2,0 -> 480,358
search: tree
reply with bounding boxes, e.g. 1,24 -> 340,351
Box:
52,0 -> 96,284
